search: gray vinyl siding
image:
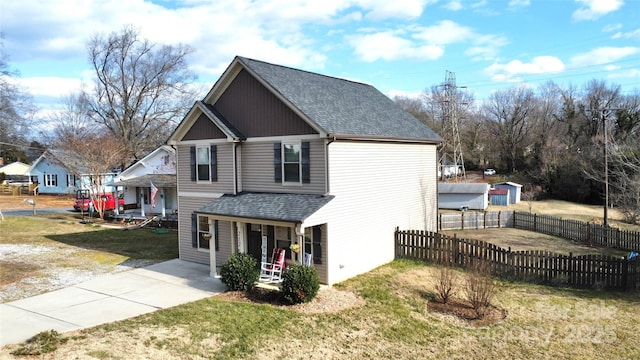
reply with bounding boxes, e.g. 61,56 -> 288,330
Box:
176,143 -> 234,194
177,196 -> 233,267
177,196 -> 219,264
216,220 -> 233,268
241,139 -> 326,194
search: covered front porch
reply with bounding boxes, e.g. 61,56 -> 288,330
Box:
194,192 -> 332,284
113,174 -> 177,219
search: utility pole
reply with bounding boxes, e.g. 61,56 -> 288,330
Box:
587,108 -> 619,227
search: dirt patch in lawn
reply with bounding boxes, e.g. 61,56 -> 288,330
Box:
0,194 -> 75,210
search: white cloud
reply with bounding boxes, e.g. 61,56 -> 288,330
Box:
572,0 -> 624,21
411,20 -> 474,45
485,56 -> 565,81
569,46 -> 640,67
443,0 -> 463,11
508,0 -> 530,8
349,31 -> 443,61
356,0 -> 436,20
17,77 -> 84,98
465,34 -> 509,61
603,23 -> 623,32
612,29 -> 640,40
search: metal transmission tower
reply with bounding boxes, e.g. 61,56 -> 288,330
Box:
439,70 -> 466,180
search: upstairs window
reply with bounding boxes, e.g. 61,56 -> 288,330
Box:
197,147 -> 210,181
274,141 -> 310,184
190,145 -> 218,182
283,142 -> 301,183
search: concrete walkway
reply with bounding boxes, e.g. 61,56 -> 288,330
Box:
0,259 -> 226,346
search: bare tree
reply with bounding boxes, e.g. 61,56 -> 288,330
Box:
481,86 -> 535,173
83,25 -> 198,167
58,135 -> 127,220
45,91 -> 98,146
0,51 -> 36,149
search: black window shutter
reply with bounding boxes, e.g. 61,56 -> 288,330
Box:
313,225 -> 322,264
210,145 -> 217,182
65,174 -> 69,187
191,213 -> 198,248
53,174 -> 58,186
214,220 -> 219,251
301,141 -> 310,183
190,146 -> 196,181
273,143 -> 282,183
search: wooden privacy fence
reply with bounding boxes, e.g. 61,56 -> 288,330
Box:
513,212 -> 640,253
438,211 -> 514,230
395,229 -> 640,291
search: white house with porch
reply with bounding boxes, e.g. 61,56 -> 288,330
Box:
113,145 -> 177,219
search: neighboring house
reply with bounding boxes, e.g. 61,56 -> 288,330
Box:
28,149 -> 119,195
0,161 -> 30,183
113,145 -> 177,217
438,183 -> 490,210
167,56 -> 442,285
489,188 -> 509,206
495,182 -> 523,204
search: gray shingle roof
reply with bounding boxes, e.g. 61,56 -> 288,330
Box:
196,192 -> 334,223
113,174 -> 176,188
238,57 -> 442,142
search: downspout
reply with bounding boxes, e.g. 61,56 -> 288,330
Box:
232,140 -> 240,195
325,136 -> 336,194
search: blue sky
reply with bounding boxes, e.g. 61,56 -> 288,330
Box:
1,0 -> 639,121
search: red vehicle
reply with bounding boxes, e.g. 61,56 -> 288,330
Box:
74,190 -> 125,213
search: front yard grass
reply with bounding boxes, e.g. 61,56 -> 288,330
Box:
4,259 -> 638,359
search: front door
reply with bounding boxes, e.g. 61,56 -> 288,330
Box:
246,224 -> 274,265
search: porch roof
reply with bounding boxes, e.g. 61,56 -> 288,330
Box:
196,192 -> 334,223
113,174 -> 176,188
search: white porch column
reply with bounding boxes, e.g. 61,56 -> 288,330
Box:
209,218 -> 217,277
295,224 -> 305,265
161,190 -> 166,218
236,222 -> 245,253
140,192 -> 145,217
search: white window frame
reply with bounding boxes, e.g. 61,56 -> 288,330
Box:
282,141 -> 302,185
44,174 -> 57,187
197,215 -> 211,251
196,146 -> 211,183
66,174 -> 76,188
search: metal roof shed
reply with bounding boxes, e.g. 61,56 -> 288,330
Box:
438,183 -> 490,210
495,182 -> 523,204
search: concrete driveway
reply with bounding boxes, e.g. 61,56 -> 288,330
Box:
0,259 -> 226,346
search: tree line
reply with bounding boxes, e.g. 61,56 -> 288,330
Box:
395,80 -> 640,224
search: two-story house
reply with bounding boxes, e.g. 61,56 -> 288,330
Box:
168,56 -> 442,285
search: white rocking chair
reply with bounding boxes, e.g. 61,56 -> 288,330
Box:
259,248 -> 286,282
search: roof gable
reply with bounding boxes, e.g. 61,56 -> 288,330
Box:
118,145 -> 176,179
236,57 -> 442,142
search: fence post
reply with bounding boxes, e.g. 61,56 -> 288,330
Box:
461,211 -> 464,230
498,211 -> 502,228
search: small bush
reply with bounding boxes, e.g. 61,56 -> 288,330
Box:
220,253 -> 259,291
281,264 -> 320,304
11,330 -> 67,356
464,261 -> 497,318
434,267 -> 457,304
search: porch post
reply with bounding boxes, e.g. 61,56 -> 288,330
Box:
161,190 -> 166,218
208,218 -> 217,277
295,224 -> 304,265
140,192 -> 145,217
236,222 -> 245,253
